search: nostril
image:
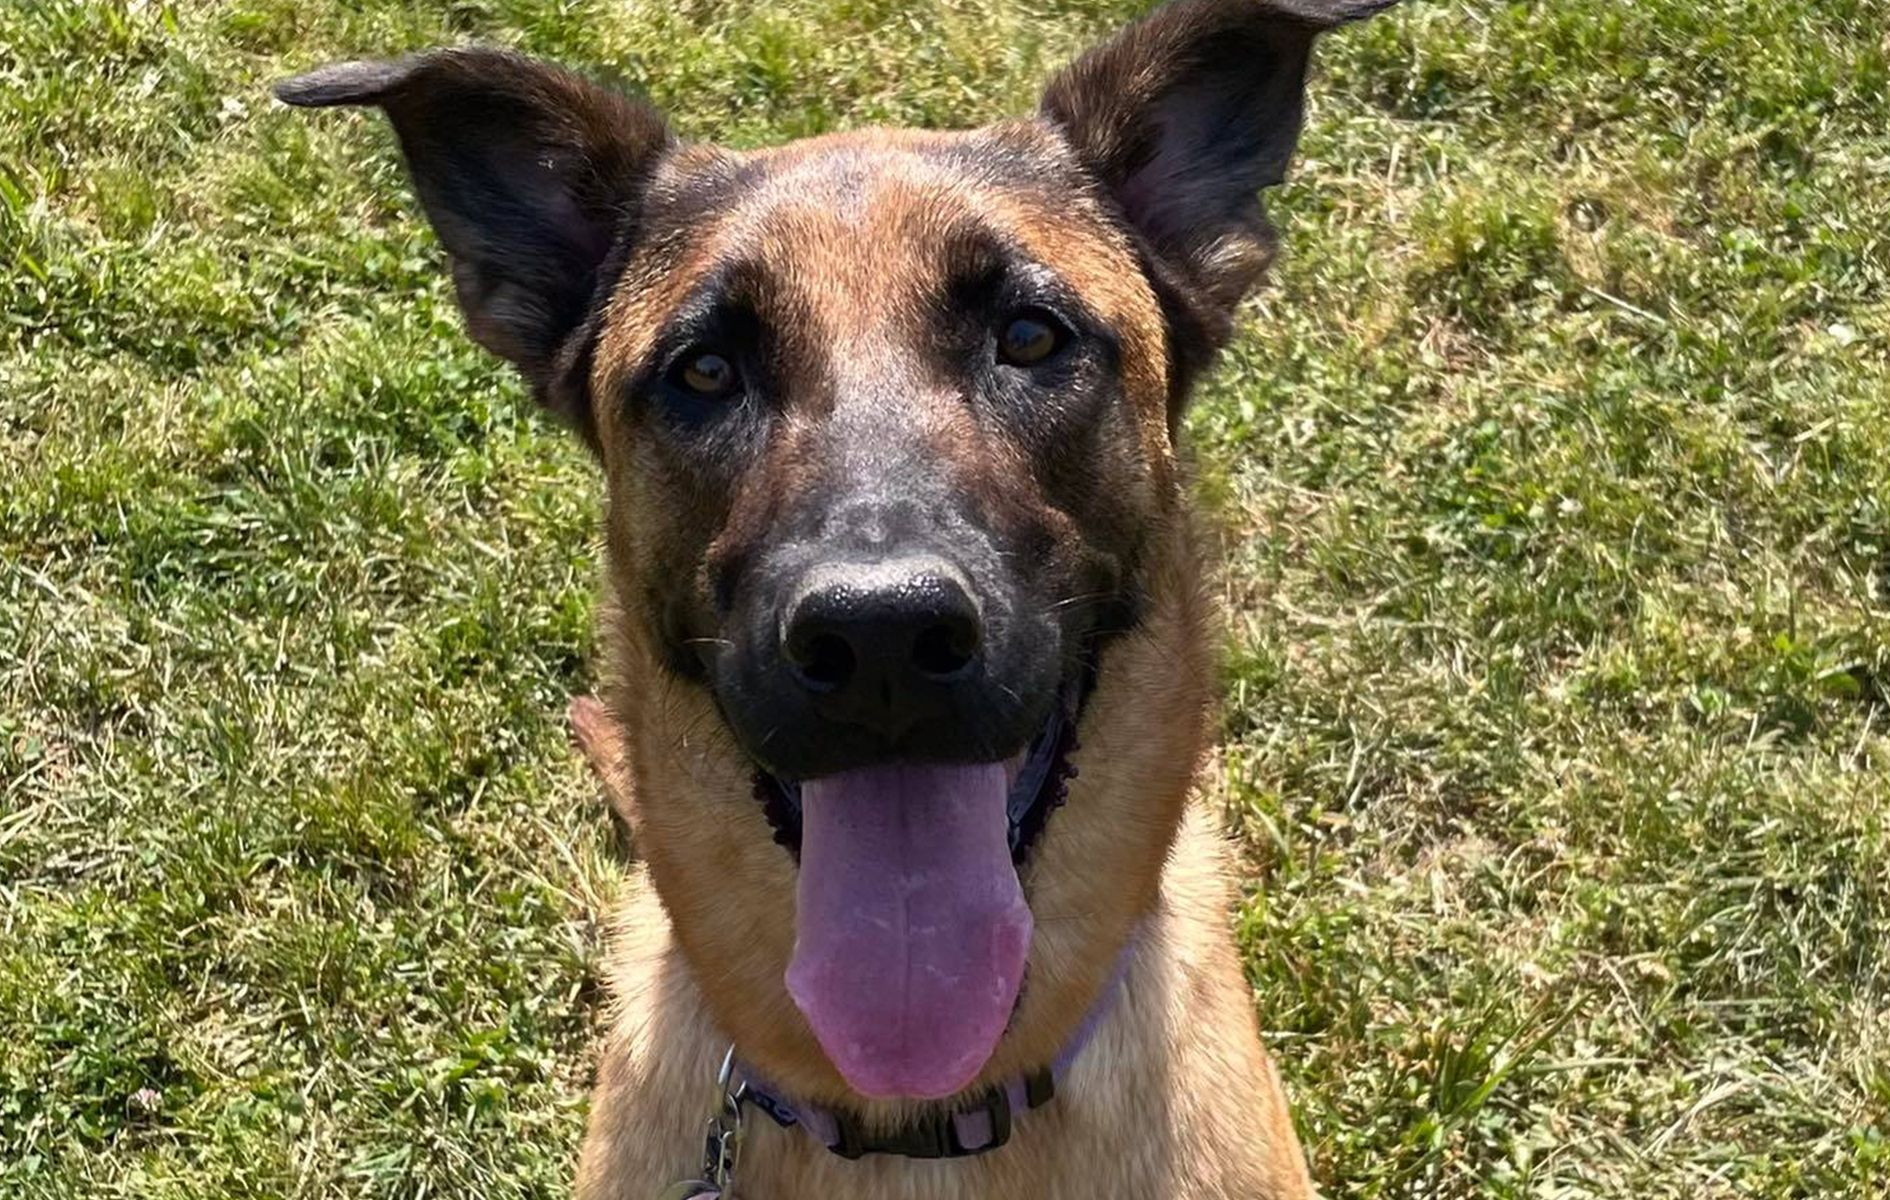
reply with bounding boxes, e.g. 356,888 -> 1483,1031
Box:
789,629 -> 856,692
912,617 -> 979,680
782,560 -> 982,701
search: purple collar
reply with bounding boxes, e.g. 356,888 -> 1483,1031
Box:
733,933 -> 1134,1161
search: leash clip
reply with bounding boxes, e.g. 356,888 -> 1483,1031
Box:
702,1045 -> 747,1194
659,1046 -> 746,1200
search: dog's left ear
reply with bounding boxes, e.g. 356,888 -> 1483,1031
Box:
276,50 -> 675,449
1041,0 -> 1394,386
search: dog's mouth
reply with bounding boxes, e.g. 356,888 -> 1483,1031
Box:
749,696 -> 1080,1100
754,696 -> 1078,864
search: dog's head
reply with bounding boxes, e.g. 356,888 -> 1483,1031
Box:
282,0 -> 1390,1108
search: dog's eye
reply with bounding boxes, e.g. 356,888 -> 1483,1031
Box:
668,349 -> 740,398
997,310 -> 1068,367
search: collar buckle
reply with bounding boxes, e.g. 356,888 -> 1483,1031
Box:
829,1084 -> 1013,1160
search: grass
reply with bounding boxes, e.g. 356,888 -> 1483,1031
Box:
2,0 -> 1888,1196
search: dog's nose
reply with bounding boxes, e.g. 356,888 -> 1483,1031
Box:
781,559 -> 983,734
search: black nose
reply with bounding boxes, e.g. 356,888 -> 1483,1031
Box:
781,559 -> 983,733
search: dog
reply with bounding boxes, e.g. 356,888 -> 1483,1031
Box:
278,1 -> 1396,1194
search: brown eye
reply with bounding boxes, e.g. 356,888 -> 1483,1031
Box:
672,349 -> 739,397
997,311 -> 1066,367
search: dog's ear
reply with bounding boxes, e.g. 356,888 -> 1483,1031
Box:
1041,0 -> 1392,385
276,50 -> 673,448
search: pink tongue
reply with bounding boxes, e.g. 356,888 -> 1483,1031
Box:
786,763 -> 1033,1100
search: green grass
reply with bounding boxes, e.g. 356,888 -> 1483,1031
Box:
3,0 -> 1888,1196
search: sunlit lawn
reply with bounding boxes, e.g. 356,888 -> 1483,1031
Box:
4,1 -> 1888,1196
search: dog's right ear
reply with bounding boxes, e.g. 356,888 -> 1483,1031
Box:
276,50 -> 674,449
1041,0 -> 1394,401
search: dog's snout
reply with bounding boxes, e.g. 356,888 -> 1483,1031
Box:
717,521 -> 1061,779
781,559 -> 984,730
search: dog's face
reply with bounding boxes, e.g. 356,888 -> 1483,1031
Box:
598,124 -> 1168,785
283,0 -> 1389,1106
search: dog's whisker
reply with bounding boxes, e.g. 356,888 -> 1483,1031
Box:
1042,591 -> 1112,616
1024,910 -> 1106,925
